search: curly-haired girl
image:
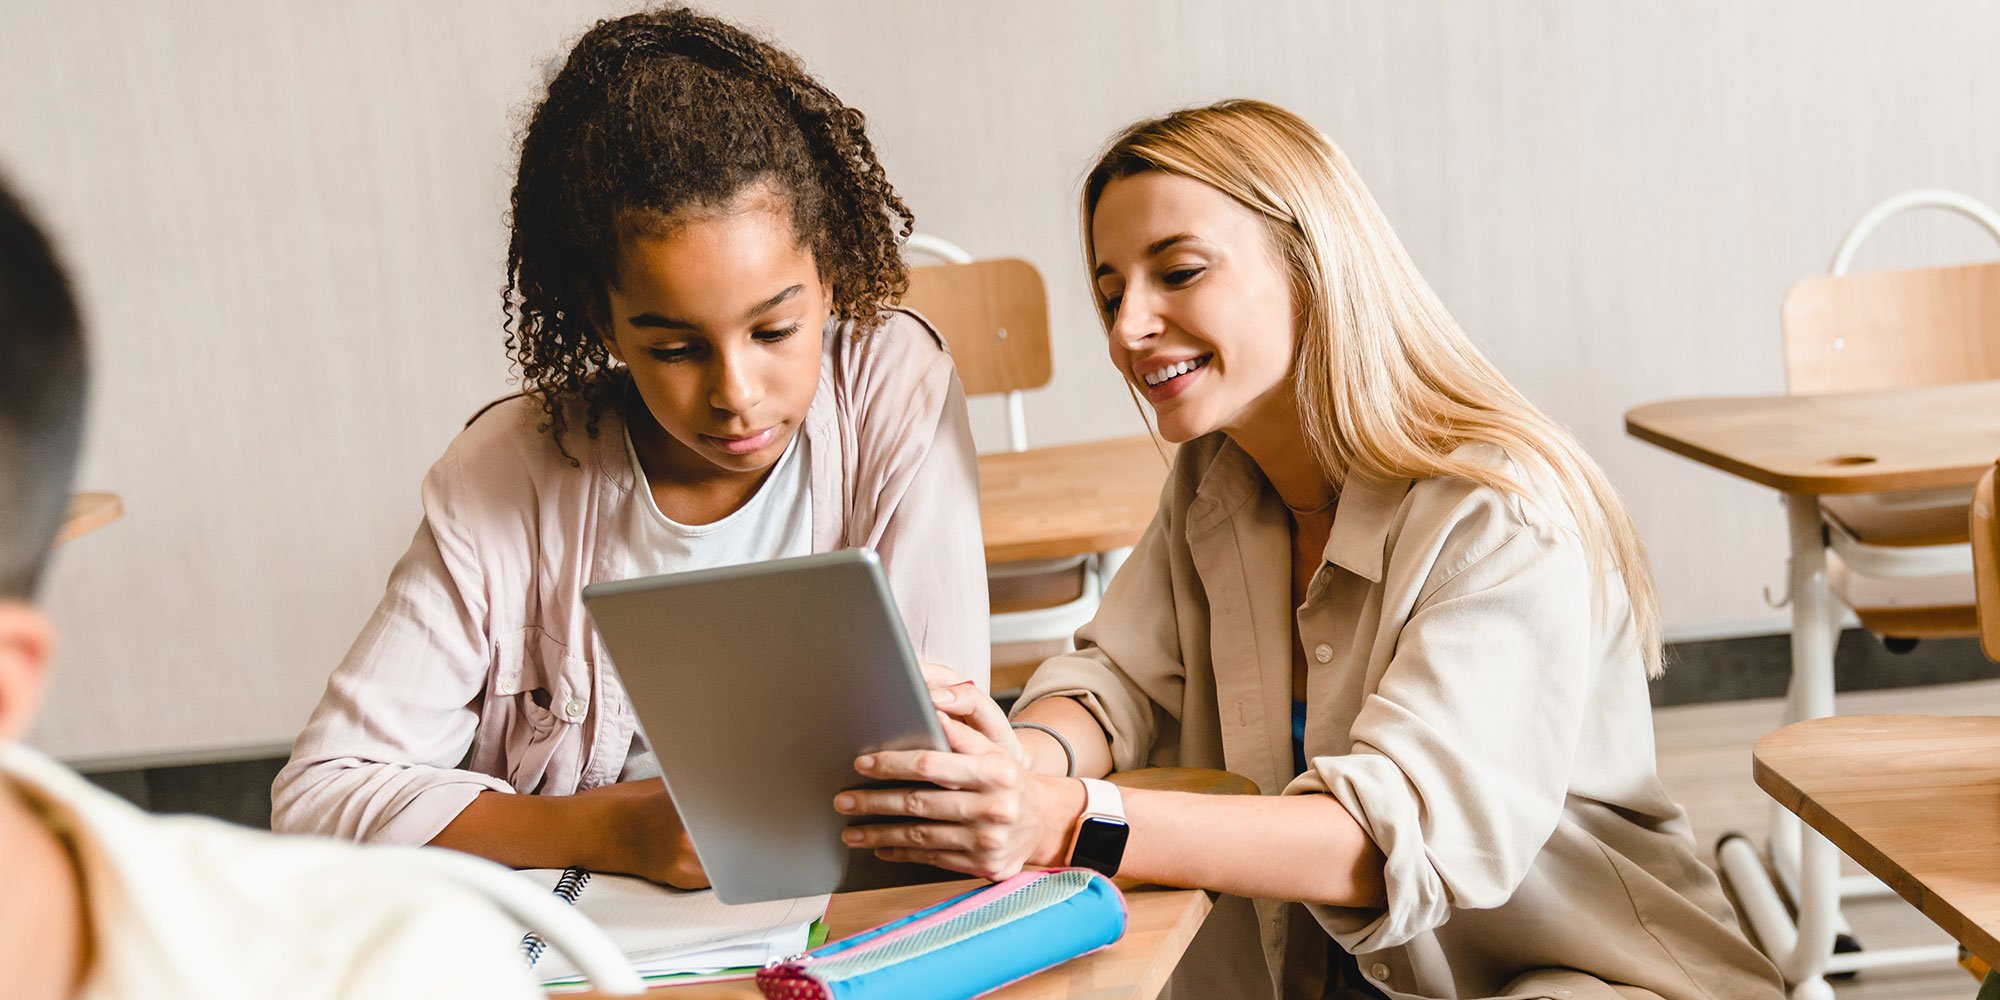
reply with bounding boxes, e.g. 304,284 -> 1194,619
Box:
272,6 -> 988,888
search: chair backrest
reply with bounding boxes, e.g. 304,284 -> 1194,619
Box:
1976,461 -> 2000,662
1781,190 -> 2000,395
900,258 -> 1055,399
1782,261 -> 2000,394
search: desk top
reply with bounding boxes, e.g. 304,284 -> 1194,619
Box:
571,767 -> 1246,999
629,879 -> 1209,999
1754,714 -> 2000,968
978,436 -> 1173,563
1624,380 -> 2000,494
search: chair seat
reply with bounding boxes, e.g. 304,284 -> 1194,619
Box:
1821,488 -> 1974,548
987,558 -> 1095,696
1850,604 -> 1981,640
988,558 -> 1090,615
1829,551 -> 1979,639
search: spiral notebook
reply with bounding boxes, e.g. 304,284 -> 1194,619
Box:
518,867 -> 827,989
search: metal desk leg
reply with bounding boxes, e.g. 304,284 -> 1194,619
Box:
1718,496 -> 1962,990
1719,494 -> 1841,999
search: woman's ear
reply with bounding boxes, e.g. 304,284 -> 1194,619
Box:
0,602 -> 54,746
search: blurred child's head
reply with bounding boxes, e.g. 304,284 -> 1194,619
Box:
0,172 -> 87,744
507,6 -> 914,471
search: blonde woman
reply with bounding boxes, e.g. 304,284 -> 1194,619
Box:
838,101 -> 1782,1000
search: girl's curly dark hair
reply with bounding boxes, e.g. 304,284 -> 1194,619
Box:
504,6 -> 915,460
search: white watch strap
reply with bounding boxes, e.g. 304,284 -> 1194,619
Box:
1079,776 -> 1125,822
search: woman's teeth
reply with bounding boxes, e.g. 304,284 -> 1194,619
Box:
1142,356 -> 1209,387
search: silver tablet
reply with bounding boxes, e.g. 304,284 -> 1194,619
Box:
582,548 -> 955,904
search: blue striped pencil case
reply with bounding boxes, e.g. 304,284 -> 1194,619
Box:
755,868 -> 1126,1000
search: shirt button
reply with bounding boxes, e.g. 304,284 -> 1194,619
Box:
565,697 -> 588,721
1314,643 -> 1333,663
1370,963 -> 1390,981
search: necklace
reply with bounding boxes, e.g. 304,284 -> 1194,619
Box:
1284,494 -> 1337,517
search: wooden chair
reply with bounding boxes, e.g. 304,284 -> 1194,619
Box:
1975,462 -> 2000,663
899,236 -> 1106,695
1780,190 -> 2000,647
1720,196 -> 2000,988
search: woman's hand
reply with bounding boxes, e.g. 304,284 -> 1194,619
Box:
919,661 -> 1027,767
834,714 -> 1085,881
577,779 -> 710,889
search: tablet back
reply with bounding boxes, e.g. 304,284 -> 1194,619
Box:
582,548 -> 950,903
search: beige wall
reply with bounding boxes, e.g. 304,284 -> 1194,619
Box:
7,1 -> 1998,763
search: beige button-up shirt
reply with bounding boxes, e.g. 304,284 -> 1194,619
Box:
1017,435 -> 1781,1000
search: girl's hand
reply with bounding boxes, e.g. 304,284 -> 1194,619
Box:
577,779 -> 710,889
834,715 -> 1085,881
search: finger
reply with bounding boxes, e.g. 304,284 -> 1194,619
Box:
855,748 -> 1007,791
941,714 -> 999,756
834,785 -> 991,822
842,821 -> 974,853
919,662 -> 977,709
920,661 -> 971,689
930,681 -> 1014,744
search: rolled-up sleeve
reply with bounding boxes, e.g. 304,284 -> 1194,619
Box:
1290,522 -> 1593,951
271,450 -> 513,845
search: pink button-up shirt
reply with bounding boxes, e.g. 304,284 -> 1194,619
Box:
273,310 -> 989,845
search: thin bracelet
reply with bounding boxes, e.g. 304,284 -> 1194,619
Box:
1009,722 -> 1077,778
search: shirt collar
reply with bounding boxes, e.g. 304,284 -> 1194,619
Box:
1321,469 -> 1412,584
1188,435 -> 1411,584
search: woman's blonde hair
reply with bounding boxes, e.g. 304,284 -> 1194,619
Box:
1083,99 -> 1663,677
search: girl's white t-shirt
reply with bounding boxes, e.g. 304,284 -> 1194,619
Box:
616,427 -> 812,781
621,428 -> 813,578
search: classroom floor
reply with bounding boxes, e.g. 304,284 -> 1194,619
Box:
1654,677 -> 2000,1000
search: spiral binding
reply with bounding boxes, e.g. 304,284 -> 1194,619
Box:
520,867 -> 593,967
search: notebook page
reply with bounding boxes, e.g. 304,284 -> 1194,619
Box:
519,869 -> 825,983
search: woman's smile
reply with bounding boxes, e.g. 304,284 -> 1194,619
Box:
1133,353 -> 1213,403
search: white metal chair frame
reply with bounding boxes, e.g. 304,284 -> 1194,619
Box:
902,234 -> 1124,651
1717,190 -> 2000,997
1820,190 -> 1995,594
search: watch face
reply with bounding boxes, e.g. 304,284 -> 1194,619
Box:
1071,816 -> 1130,875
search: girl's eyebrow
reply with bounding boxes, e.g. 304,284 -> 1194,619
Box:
627,283 -> 805,330
1091,234 -> 1198,278
743,283 -> 803,319
628,312 -> 698,331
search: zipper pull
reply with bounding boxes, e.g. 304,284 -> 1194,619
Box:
764,952 -> 810,969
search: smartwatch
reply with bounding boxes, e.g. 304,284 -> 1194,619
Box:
1064,777 -> 1130,876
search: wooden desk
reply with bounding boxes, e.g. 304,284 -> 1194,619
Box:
570,767 -> 1248,999
977,436 -> 1171,564
1625,380 -> 2000,495
1755,714 -> 2000,970
1626,381 -> 2000,993
628,879 -> 1208,1000
57,491 -> 122,544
